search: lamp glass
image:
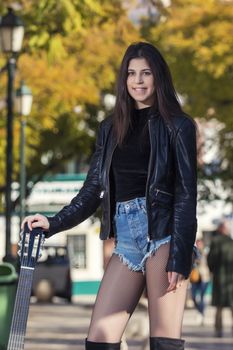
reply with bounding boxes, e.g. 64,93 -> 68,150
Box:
0,26 -> 24,53
15,94 -> 33,116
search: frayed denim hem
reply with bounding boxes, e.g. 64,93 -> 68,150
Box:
112,252 -> 144,272
140,237 -> 171,274
112,236 -> 171,274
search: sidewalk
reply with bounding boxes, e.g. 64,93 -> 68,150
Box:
24,300 -> 232,350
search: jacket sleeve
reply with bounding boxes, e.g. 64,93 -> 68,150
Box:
166,118 -> 197,278
46,122 -> 104,237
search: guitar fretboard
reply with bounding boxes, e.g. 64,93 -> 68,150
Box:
7,267 -> 34,350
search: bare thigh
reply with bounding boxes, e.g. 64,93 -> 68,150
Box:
146,243 -> 189,338
87,254 -> 146,343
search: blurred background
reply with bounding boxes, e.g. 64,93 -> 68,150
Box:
0,0 -> 232,349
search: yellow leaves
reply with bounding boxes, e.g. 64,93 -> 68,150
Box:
28,32 -> 50,50
48,35 -> 68,64
75,17 -> 139,91
0,0 -> 141,192
83,0 -> 105,16
191,20 -> 233,77
59,0 -> 83,34
151,0 -> 233,78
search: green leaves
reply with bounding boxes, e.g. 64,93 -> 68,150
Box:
141,0 -> 233,196
0,0 -> 140,207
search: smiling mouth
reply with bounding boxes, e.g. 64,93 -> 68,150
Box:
133,88 -> 147,92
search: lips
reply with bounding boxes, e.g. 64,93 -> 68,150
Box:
132,88 -> 147,93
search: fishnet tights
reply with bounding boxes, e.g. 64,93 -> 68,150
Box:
87,243 -> 188,343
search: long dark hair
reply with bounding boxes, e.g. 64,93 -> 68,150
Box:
113,42 -> 184,145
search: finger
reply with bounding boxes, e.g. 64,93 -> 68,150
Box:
21,216 -> 30,230
166,272 -> 179,292
166,281 -> 177,292
167,271 -> 172,283
26,218 -> 35,231
166,280 -> 176,292
31,220 -> 44,229
33,213 -> 43,222
21,216 -> 34,230
170,274 -> 185,291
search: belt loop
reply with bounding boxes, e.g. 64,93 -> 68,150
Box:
139,197 -> 145,211
136,197 -> 141,211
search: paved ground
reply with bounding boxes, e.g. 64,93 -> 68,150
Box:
24,299 -> 233,350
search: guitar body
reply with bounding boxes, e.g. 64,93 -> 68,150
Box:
7,224 -> 44,350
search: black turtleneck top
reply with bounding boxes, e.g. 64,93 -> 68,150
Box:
111,107 -> 152,202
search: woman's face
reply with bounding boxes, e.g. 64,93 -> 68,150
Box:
127,58 -> 155,109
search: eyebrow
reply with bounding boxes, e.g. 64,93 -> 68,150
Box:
128,68 -> 152,71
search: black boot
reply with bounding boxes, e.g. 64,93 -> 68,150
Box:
150,337 -> 185,350
85,338 -> 121,350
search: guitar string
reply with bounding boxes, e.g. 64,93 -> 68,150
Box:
10,265 -> 27,349
9,234 -> 28,349
7,249 -> 23,349
13,234 -> 42,350
14,270 -> 27,350
8,268 -> 24,349
12,233 -> 33,350
21,271 -> 34,348
18,234 -> 39,349
8,265 -> 34,349
8,232 -> 43,350
15,269 -> 33,350
8,267 -> 26,349
9,269 -> 27,350
13,270 -> 33,350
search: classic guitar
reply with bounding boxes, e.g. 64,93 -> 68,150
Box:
7,223 -> 45,350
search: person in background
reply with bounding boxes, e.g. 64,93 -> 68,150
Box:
190,238 -> 210,325
22,42 -> 197,350
207,219 -> 233,337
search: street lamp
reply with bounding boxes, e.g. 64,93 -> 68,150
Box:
15,81 -> 33,225
0,7 -> 24,260
0,7 -> 24,53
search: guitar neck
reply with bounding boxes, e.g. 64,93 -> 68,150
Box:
7,266 -> 34,350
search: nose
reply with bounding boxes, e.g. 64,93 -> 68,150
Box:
135,73 -> 143,84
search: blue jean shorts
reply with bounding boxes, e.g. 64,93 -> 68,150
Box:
112,196 -> 171,273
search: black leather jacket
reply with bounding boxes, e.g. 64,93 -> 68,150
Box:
47,113 -> 197,278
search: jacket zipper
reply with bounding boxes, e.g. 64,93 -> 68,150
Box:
154,188 -> 173,197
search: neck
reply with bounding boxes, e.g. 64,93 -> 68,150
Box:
135,103 -> 153,110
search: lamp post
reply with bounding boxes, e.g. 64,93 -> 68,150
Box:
0,7 -> 24,259
15,81 -> 33,225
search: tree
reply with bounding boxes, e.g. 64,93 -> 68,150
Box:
140,0 -> 233,199
0,0 -> 140,211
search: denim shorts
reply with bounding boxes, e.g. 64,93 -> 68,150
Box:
112,196 -> 171,273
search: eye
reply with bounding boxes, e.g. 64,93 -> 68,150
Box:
127,71 -> 135,76
143,70 -> 152,76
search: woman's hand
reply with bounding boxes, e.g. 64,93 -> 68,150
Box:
166,271 -> 185,292
21,214 -> 50,231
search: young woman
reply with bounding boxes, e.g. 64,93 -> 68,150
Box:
22,42 -> 197,350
